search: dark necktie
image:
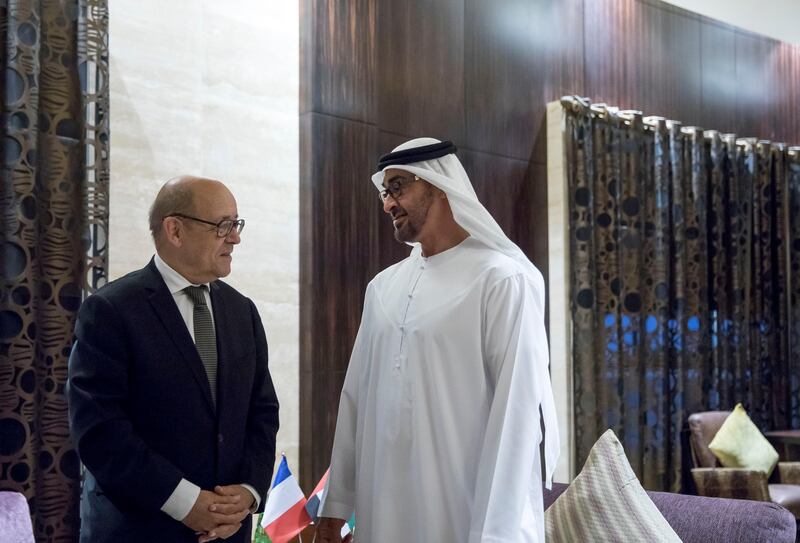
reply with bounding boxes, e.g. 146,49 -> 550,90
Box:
184,285 -> 217,408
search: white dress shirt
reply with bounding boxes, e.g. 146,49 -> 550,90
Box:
153,254 -> 261,521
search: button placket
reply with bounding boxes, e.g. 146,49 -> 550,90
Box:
395,258 -> 425,372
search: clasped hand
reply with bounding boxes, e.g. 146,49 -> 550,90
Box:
182,485 -> 254,542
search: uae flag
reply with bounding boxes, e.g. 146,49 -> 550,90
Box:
306,468 -> 355,538
304,468 -> 329,522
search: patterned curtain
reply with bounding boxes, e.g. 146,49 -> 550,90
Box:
1,1 -> 108,540
563,96 -> 800,493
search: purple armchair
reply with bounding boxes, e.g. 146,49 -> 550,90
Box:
688,411 -> 800,518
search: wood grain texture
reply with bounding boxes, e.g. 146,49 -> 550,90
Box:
464,0 -> 584,162
773,43 -> 800,145
376,0 -> 466,142
300,0 -> 376,122
584,0 -> 703,126
735,30 -> 774,140
299,370 -> 346,492
458,149 -> 548,273
299,0 -> 800,494
299,112 -> 380,489
699,20 -> 737,135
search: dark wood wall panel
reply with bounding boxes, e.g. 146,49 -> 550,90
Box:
376,0 -> 465,141
458,150 -> 546,267
298,369 -> 346,497
779,45 -> 799,145
464,0 -> 584,163
584,0 -> 702,125
735,31 -> 775,140
300,0 -> 800,492
771,43 -> 800,144
699,21 -> 737,134
299,112 -> 381,489
300,0 -> 376,122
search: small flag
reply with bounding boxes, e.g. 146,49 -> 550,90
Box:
305,468 -> 329,522
341,513 -> 355,538
305,468 -> 355,539
261,455 -> 311,543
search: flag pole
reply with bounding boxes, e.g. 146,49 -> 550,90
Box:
295,449 -> 303,543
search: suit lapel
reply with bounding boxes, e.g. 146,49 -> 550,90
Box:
144,260 -> 216,414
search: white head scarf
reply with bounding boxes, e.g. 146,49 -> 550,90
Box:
372,137 -> 560,487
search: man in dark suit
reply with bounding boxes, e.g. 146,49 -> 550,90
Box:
68,176 -> 280,542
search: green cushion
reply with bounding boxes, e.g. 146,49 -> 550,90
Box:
708,403 -> 779,476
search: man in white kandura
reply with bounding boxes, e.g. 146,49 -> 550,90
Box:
315,138 -> 559,543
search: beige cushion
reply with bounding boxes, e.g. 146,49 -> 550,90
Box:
545,429 -> 681,542
708,403 -> 779,476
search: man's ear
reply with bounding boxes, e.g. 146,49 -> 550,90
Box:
161,217 -> 183,248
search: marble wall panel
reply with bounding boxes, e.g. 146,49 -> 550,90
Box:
109,0 -> 300,477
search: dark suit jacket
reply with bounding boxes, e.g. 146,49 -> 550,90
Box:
68,259 -> 280,542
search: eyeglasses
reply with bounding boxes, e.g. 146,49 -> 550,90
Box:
379,175 -> 420,202
164,213 -> 245,238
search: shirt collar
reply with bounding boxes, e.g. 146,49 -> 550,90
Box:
419,236 -> 474,265
153,253 -> 210,295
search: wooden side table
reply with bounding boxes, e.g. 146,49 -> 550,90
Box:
764,430 -> 800,461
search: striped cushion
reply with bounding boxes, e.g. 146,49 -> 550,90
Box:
545,430 -> 681,542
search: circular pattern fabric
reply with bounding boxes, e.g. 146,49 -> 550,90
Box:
0,1 -> 109,540
562,96 -> 800,494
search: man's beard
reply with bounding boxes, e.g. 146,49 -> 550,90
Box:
393,215 -> 419,243
392,189 -> 433,243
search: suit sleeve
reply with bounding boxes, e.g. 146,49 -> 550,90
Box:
237,299 -> 280,513
67,292 -> 185,512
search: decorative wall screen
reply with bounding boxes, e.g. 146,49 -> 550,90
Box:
0,1 -> 109,539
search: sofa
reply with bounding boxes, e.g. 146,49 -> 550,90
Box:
0,491 -> 34,543
544,482 -> 796,542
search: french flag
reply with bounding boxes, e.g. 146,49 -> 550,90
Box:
261,455 -> 311,543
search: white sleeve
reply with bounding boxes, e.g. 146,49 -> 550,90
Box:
468,274 -> 548,542
161,478 -> 201,521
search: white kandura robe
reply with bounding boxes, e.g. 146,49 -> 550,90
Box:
320,237 -> 551,542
